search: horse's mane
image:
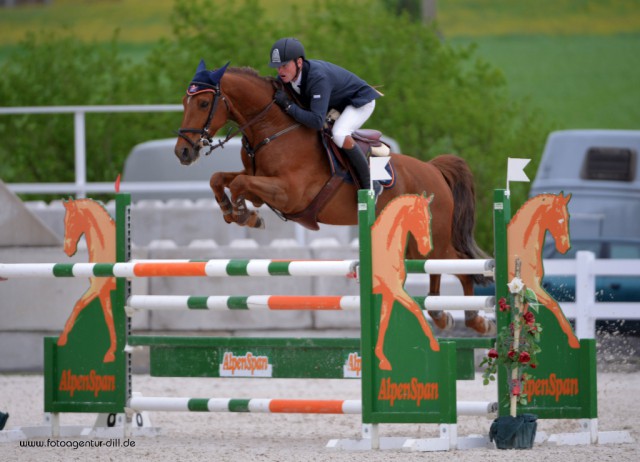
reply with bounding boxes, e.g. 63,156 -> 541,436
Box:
373,195 -> 427,249
66,198 -> 114,224
510,193 -> 555,225
228,66 -> 278,85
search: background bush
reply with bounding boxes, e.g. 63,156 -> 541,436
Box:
1,0 -> 554,251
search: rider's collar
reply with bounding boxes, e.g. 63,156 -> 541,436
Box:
291,71 -> 303,93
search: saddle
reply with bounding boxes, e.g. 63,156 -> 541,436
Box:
280,121 -> 396,231
325,108 -> 391,159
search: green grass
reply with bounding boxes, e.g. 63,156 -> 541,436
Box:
451,34 -> 640,129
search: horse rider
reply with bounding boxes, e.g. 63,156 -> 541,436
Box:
269,37 -> 383,199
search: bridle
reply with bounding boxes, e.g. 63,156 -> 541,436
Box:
175,81 -> 232,154
175,81 -> 300,160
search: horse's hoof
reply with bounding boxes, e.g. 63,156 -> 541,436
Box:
103,351 -> 116,363
378,359 -> 392,371
465,316 -> 496,336
430,312 -> 454,331
250,213 -> 265,229
568,336 -> 580,349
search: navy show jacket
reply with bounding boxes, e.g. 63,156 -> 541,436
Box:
283,59 -> 381,130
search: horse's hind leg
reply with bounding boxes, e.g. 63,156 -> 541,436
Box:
374,294 -> 393,370
394,291 -> 440,352
57,289 -> 96,346
426,274 -> 454,330
458,274 -> 496,335
534,289 -> 579,349
99,284 -> 117,363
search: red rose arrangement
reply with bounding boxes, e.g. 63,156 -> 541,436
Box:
481,259 -> 543,415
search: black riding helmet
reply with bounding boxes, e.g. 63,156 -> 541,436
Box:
269,37 -> 305,68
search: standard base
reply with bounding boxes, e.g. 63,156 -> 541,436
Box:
0,412 -> 160,442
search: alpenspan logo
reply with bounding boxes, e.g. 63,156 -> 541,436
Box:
523,373 -> 579,402
58,369 -> 116,397
377,378 -> 439,406
219,352 -> 273,377
343,353 -> 362,378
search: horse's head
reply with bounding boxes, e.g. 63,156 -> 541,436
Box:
409,193 -> 434,257
545,193 -> 572,254
174,60 -> 231,165
62,200 -> 83,257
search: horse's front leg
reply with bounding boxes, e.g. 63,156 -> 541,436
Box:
210,171 -> 244,224
226,175 -> 291,229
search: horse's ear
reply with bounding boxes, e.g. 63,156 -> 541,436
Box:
210,61 -> 231,85
196,59 -> 207,73
560,191 -> 572,204
422,192 -> 434,203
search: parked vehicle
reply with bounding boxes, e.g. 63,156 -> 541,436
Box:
530,129 -> 640,239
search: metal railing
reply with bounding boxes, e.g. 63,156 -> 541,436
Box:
0,104 -> 183,197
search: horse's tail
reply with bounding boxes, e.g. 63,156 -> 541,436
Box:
430,154 -> 491,285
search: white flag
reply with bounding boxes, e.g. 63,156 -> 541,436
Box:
370,157 -> 392,185
507,158 -> 531,183
505,158 -> 531,197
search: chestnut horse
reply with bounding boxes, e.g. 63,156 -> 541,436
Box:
508,193 -> 578,348
174,61 -> 494,335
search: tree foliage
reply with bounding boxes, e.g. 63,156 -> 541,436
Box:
0,0 -> 551,251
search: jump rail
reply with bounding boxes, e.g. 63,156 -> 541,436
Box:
124,294 -> 495,312
0,258 -> 493,279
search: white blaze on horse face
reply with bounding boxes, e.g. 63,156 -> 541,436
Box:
554,211 -> 570,251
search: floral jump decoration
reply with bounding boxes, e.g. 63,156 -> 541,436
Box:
484,258 -> 542,449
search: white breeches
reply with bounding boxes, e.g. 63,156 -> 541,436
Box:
331,100 -> 376,148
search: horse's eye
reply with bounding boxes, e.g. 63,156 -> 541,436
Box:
199,100 -> 210,109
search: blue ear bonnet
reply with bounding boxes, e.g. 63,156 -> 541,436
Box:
187,60 -> 230,95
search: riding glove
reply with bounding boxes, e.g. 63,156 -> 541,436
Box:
274,90 -> 292,112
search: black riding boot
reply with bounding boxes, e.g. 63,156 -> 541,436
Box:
343,144 -> 382,199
